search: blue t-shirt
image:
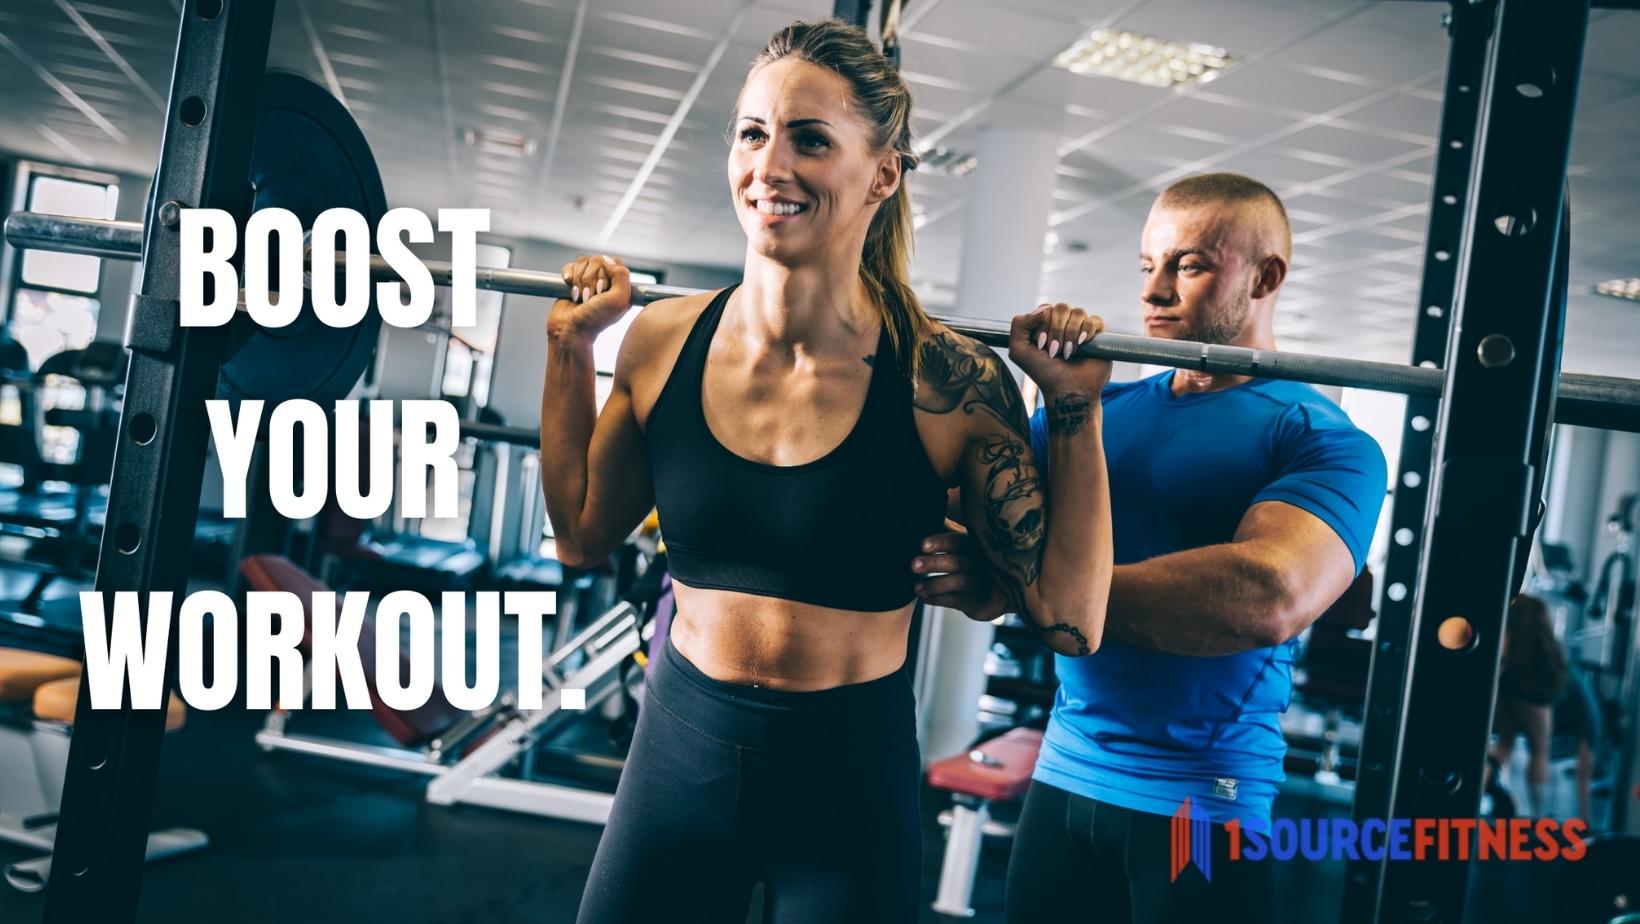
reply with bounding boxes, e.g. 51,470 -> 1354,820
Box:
1027,371 -> 1387,827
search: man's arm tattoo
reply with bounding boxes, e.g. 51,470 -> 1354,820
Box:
1046,393 -> 1091,435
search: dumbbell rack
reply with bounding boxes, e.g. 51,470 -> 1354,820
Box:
975,615 -> 1058,735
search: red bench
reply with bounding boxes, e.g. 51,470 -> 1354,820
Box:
240,554 -> 470,748
925,727 -> 1042,917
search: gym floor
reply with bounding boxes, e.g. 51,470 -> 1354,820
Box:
0,697 -> 1559,924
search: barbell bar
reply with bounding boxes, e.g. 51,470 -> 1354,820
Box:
6,210 -> 1638,433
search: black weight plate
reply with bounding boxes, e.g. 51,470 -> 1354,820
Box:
219,70 -> 387,404
1552,833 -> 1640,924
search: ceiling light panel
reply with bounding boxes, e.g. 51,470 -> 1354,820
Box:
1594,278 -> 1640,302
1053,28 -> 1233,90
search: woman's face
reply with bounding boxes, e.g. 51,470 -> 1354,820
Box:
728,57 -> 899,264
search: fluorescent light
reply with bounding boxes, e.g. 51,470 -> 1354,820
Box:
1052,28 -> 1233,89
461,127 -> 537,158
1594,278 -> 1640,301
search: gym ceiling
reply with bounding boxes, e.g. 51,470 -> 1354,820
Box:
0,0 -> 1635,374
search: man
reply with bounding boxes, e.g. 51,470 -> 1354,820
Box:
914,173 -> 1388,922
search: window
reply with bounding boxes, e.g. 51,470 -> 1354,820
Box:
9,171 -> 119,368
423,243 -> 510,545
592,269 -> 661,411
439,242 -> 511,407
1339,388 -> 1407,592
10,288 -> 99,366
6,169 -> 120,464
20,176 -> 118,294
10,290 -> 100,463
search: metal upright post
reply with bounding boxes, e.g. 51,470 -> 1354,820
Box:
43,1 -> 276,920
1378,0 -> 1588,920
1343,4 -> 1493,916
833,0 -> 873,28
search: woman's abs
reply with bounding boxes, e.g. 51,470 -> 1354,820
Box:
667,583 -> 914,691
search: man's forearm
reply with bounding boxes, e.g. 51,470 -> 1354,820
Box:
1105,545 -> 1295,656
1019,391 -> 1113,656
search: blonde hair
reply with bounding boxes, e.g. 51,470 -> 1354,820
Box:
751,19 -> 932,374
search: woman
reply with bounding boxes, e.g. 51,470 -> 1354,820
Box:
1490,593 -> 1569,817
540,20 -> 1114,922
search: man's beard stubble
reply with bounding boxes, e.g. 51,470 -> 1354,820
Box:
1183,286 -> 1252,346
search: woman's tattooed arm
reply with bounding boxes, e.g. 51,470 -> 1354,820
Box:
917,330 -> 1091,655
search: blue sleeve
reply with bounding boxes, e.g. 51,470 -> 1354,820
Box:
1029,407 -> 1049,474
1252,403 -> 1388,573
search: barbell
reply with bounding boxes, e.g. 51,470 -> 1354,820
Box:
6,207 -> 1638,433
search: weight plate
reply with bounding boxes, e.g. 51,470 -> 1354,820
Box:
218,70 -> 387,404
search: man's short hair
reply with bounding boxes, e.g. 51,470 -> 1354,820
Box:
1156,173 -> 1292,260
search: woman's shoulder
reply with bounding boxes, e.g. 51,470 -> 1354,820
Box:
617,289 -> 720,369
910,320 -> 1028,434
910,319 -> 1004,384
915,318 -> 995,356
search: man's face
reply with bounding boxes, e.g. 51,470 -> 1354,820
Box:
1137,203 -> 1259,345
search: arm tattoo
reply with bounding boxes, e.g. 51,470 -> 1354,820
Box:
922,329 -> 1090,656
978,435 -> 1042,592
1036,621 -> 1092,656
975,435 -> 1089,655
1046,393 -> 1091,435
914,329 -> 1028,435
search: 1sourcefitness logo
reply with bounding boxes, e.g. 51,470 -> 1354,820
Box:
1169,798 -> 1591,883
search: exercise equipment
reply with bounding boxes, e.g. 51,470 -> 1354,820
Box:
1603,495 -> 1640,836
926,726 -> 1043,918
8,212 -> 1640,433
0,343 -> 125,614
1286,569 -> 1377,787
0,648 -> 203,892
220,71 -> 387,403
1587,495 -> 1637,682
29,71 -> 387,408
240,552 -> 667,825
1560,493 -> 1640,834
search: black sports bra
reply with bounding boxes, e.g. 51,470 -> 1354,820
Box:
646,285 -> 947,611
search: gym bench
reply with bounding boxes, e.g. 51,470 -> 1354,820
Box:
241,553 -> 658,825
0,648 -> 204,892
926,726 -> 1043,918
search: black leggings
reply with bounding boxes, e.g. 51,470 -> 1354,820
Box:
1005,781 -> 1275,924
577,639 -> 923,924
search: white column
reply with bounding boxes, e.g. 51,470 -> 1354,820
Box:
951,126 -> 1061,323
917,119 -> 1064,766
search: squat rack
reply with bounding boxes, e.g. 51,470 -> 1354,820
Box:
3,0 -> 1634,921
1352,0 -> 1601,921
36,3 -> 276,923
